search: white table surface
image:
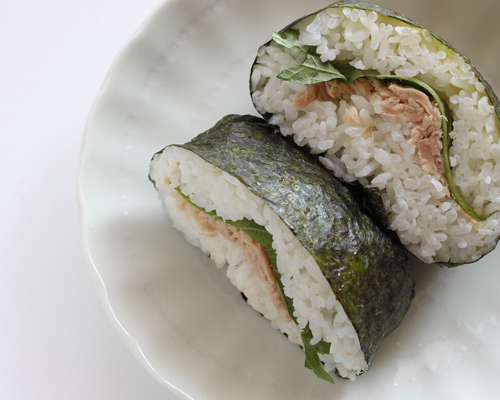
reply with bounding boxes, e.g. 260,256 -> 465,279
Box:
0,1 -> 178,398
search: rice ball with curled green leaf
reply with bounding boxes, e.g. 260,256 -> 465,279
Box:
149,114 -> 414,383
250,1 -> 500,265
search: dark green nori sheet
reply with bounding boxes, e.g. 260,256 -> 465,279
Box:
165,114 -> 414,366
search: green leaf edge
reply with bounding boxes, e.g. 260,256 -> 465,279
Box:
174,187 -> 335,384
277,54 -> 346,85
272,30 -> 309,53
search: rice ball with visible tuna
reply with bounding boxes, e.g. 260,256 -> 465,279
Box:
250,1 -> 500,265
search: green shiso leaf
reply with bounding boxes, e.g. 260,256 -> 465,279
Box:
302,326 -> 335,384
440,104 -> 486,222
272,30 -> 309,53
278,54 -> 346,85
334,64 -> 380,84
312,338 -> 332,355
174,187 -> 335,383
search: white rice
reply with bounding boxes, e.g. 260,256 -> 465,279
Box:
251,7 -> 500,264
150,146 -> 369,380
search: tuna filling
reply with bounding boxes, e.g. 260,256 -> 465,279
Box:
294,77 -> 448,193
172,190 -> 292,323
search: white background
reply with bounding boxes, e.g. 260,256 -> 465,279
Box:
0,1 -> 176,398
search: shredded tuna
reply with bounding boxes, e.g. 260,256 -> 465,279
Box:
343,105 -> 362,125
173,191 -> 292,323
318,82 -> 336,101
324,80 -> 354,98
377,82 -> 447,190
350,78 -> 378,98
294,84 -> 321,109
294,77 -> 447,191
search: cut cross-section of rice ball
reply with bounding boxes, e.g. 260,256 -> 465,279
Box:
250,1 -> 500,265
149,114 -> 414,383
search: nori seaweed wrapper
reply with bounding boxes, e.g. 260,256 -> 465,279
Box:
158,114 -> 414,366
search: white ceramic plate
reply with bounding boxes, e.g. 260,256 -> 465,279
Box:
78,0 -> 500,399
